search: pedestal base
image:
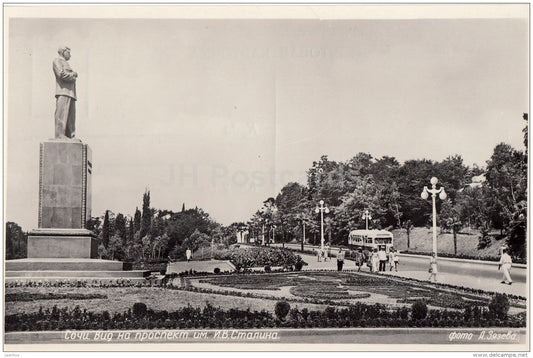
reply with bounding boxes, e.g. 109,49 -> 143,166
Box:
5,258 -> 149,282
27,228 -> 97,259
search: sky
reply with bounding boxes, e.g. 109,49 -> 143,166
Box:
5,5 -> 529,230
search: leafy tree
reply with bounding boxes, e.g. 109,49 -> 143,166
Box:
435,155 -> 469,203
485,143 -> 527,258
166,208 -> 213,250
108,234 -> 123,260
397,159 -> 440,226
6,222 -> 26,259
182,229 -> 210,252
439,200 -> 462,256
154,233 -> 170,259
402,219 -> 414,249
141,234 -> 153,260
275,182 -> 309,244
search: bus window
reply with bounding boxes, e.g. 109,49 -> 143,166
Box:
375,238 -> 392,245
365,237 -> 373,244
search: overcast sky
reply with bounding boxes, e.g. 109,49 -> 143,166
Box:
5,6 -> 529,229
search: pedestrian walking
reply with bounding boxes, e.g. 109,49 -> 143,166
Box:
388,249 -> 395,271
498,247 -> 513,285
428,252 -> 438,282
336,248 -> 345,271
371,248 -> 379,273
378,247 -> 387,272
186,248 -> 192,262
355,248 -> 365,272
317,249 -> 322,262
392,249 -> 399,272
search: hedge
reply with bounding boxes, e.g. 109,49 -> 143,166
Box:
5,300 -> 525,332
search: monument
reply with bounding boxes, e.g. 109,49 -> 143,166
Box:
6,47 -> 146,280
26,46 -> 97,259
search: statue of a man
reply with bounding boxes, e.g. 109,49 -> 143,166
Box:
53,46 -> 77,139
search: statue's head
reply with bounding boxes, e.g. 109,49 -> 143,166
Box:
58,46 -> 71,60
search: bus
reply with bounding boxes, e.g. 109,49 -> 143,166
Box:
347,229 -> 394,253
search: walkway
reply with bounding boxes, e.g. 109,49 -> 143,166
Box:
294,250 -> 527,297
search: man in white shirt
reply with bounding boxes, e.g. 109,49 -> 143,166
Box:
378,247 -> 387,272
498,247 -> 513,285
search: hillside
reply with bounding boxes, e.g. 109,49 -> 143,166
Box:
391,227 -> 506,260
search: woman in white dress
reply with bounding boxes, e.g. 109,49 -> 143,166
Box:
371,248 -> 379,273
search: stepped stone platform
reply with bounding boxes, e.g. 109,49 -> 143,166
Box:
5,258 -> 149,282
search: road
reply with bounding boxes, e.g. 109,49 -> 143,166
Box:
272,243 -> 527,296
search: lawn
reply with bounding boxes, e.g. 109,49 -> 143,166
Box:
4,285 -> 328,316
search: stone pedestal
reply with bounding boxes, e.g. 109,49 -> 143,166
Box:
4,138 -> 149,281
38,139 -> 92,229
27,228 -> 98,259
27,139 -> 96,259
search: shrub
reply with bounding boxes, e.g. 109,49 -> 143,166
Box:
294,256 -> 305,271
214,267 -> 221,274
489,294 -> 510,320
324,306 -> 337,320
274,301 -> 291,321
132,302 -> 148,318
411,301 -> 428,320
264,265 -> 271,273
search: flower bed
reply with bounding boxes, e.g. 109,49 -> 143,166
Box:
200,271 -> 522,310
215,247 -> 305,270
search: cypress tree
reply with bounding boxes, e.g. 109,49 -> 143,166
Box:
128,218 -> 134,243
140,190 -> 152,238
133,207 -> 141,233
102,210 -> 111,248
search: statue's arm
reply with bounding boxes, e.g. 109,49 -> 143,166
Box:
53,59 -> 77,82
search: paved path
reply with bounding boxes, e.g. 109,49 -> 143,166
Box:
282,246 -> 527,297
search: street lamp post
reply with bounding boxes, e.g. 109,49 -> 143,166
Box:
361,209 -> 372,230
301,219 -> 306,252
315,200 -> 330,250
421,177 -> 447,258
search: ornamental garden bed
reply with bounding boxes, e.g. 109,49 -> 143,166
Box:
4,271 -> 526,331
196,271 -> 522,311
